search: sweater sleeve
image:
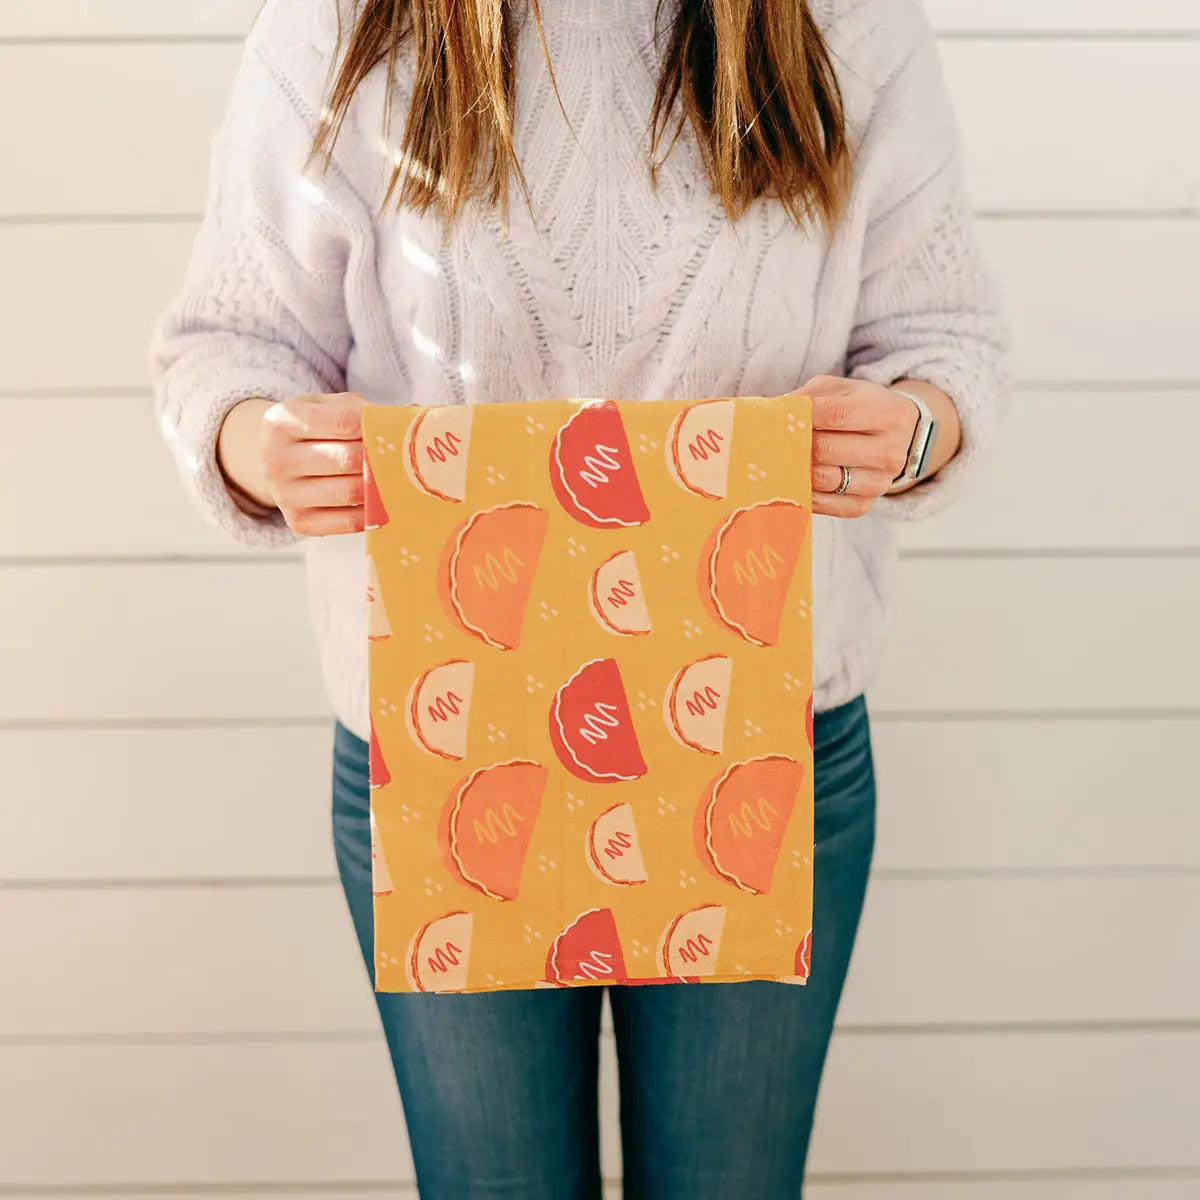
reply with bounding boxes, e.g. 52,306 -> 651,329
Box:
148,12 -> 355,548
841,1 -> 1012,522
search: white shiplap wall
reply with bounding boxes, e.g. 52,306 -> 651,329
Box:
1,1 -> 1198,1196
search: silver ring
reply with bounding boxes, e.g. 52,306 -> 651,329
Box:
833,465 -> 852,496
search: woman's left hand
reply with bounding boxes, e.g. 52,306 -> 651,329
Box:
801,374 -> 921,517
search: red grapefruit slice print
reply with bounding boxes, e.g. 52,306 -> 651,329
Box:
695,754 -> 803,894
546,907 -> 628,984
403,405 -> 472,502
404,659 -> 473,760
366,554 -> 391,642
699,499 -> 809,646
369,720 -> 390,790
439,502 -> 549,650
664,654 -> 732,755
364,454 -> 389,531
549,658 -> 648,783
440,759 -> 548,901
369,808 -> 394,897
550,401 -> 650,528
585,803 -> 647,886
405,910 -> 472,992
588,549 -> 651,636
666,399 -> 735,500
657,904 -> 725,979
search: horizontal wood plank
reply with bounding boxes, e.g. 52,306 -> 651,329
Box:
872,558 -> 1200,713
5,219 -> 1192,393
0,396 -> 289,558
3,42 -> 1195,217
10,389 -> 1197,560
3,877 -> 1195,1036
4,717 -> 1197,882
0,1032 -> 1195,1184
0,562 -> 327,722
897,390 -> 1200,551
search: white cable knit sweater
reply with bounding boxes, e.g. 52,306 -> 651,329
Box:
150,0 -> 1009,742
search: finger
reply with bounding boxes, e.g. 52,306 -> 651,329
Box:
287,506 -> 366,537
812,491 -> 876,519
812,464 -> 893,497
811,431 -> 898,472
271,394 -> 366,441
286,473 -> 365,511
810,391 -> 885,434
267,438 -> 364,482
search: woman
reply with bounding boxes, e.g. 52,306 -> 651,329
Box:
151,0 -> 1008,1193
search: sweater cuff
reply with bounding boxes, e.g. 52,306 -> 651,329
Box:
855,357 -> 1007,523
157,365 -> 319,550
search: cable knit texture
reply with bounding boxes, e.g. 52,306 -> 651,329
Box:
150,0 -> 1010,740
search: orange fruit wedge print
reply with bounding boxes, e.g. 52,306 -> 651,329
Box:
699,499 -> 809,647
440,760 -> 548,902
549,658 -> 648,783
695,754 -> 803,895
368,719 -> 390,790
439,502 -> 549,650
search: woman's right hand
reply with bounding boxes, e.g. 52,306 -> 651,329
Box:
217,393 -> 366,536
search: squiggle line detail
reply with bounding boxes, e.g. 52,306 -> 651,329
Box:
727,797 -> 779,837
573,950 -> 615,980
425,432 -> 463,463
426,691 -> 464,722
684,686 -> 721,718
473,803 -> 524,844
601,831 -> 632,860
677,934 -> 714,964
605,579 -> 636,608
731,544 -> 783,586
578,443 -> 621,489
426,942 -> 464,972
472,547 -> 525,590
686,429 -> 724,461
578,701 -> 620,746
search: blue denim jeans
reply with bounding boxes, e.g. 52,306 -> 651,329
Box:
332,694 -> 875,1199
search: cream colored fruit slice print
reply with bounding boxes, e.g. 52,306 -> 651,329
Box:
666,399 -> 735,499
657,903 -> 725,978
403,405 -> 473,502
405,910 -> 473,992
588,549 -> 651,636
405,659 -> 474,760
369,808 -> 394,897
664,654 -> 732,754
366,554 -> 391,641
585,802 -> 647,885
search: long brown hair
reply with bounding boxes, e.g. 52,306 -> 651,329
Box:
313,0 -> 850,227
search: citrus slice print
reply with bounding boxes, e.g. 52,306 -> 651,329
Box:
369,808 -> 394,897
404,659 -> 473,760
405,910 -> 472,992
403,405 -> 472,502
695,754 -> 803,895
364,454 -> 389,531
549,657 -> 648,783
585,803 -> 647,886
550,400 -> 650,528
666,399 -> 735,500
366,554 -> 392,642
588,549 -> 652,636
699,499 -> 809,646
657,903 -> 726,979
439,502 -> 549,650
440,759 -> 548,902
795,928 -> 812,980
368,719 -> 390,789
547,907 -> 629,984
664,654 -> 732,754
